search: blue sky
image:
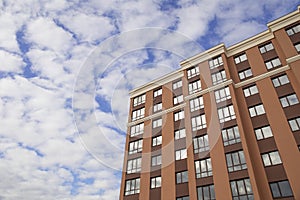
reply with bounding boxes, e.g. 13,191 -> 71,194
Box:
0,1 -> 299,199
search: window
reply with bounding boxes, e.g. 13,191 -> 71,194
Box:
153,102 -> 162,112
189,80 -> 201,94
249,104 -> 265,117
195,158 -> 212,178
211,70 -> 226,85
218,105 -> 236,123
238,68 -> 253,80
187,66 -> 200,79
151,155 -> 162,166
261,151 -> 282,167
173,80 -> 182,90
127,157 -> 142,174
209,56 -> 223,69
129,139 -> 143,154
259,43 -> 274,54
265,58 -> 281,70
133,94 -> 145,107
279,93 -> 299,108
193,134 -> 209,153
270,180 -> 293,198
234,53 -> 248,64
151,176 -> 161,188
154,88 -> 162,97
197,185 -> 215,200
191,114 -> 207,131
286,24 -> 300,36
255,126 -> 273,140
130,123 -> 144,137
295,43 -> 300,52
176,171 -> 188,184
222,126 -> 241,146
175,128 -> 186,140
288,117 -> 300,131
177,196 -> 189,200
226,150 -> 247,172
125,178 -> 140,195
230,178 -> 253,200
190,96 -> 204,112
152,135 -> 162,146
174,110 -> 184,121
174,95 -> 184,105
215,87 -> 231,103
243,85 -> 258,97
153,118 -> 162,128
175,149 -> 187,160
272,74 -> 290,87
132,108 -> 145,121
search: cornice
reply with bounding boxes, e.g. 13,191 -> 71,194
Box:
180,44 -> 226,70
129,70 -> 184,98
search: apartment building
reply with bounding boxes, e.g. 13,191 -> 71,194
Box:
120,6 -> 300,200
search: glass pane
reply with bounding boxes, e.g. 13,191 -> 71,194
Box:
279,181 -> 293,197
270,152 -> 281,165
270,183 -> 281,198
262,154 -> 271,166
237,180 -> 246,195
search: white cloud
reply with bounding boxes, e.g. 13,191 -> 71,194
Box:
0,50 -> 25,73
0,1 -> 299,200
25,17 -> 74,53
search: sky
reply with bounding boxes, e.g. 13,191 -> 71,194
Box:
0,0 -> 299,199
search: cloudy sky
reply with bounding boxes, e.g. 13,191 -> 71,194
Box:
0,0 -> 299,199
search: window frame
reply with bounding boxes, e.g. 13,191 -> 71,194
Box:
190,96 -> 204,112
193,134 -> 209,154
175,128 -> 186,140
222,126 -> 241,146
211,70 -> 227,85
152,118 -> 162,128
214,87 -> 231,103
218,105 -> 236,123
173,80 -> 183,90
174,94 -> 184,105
132,107 -> 145,121
238,68 -> 253,80
209,56 -> 223,69
243,85 -> 258,97
272,74 -> 290,88
226,150 -> 247,172
152,135 -> 162,146
265,57 -> 281,70
174,110 -> 185,121
195,157 -> 212,178
151,154 -> 162,166
270,180 -> 293,198
188,79 -> 201,94
230,178 -> 253,199
130,123 -> 144,137
125,178 -> 140,196
176,171 -> 188,184
187,66 -> 200,79
153,88 -> 162,97
129,139 -> 143,154
279,93 -> 299,108
175,149 -> 187,160
151,176 -> 161,189
153,102 -> 162,112
254,125 -> 273,140
127,157 -> 142,174
197,184 -> 216,200
191,114 -> 207,131
261,151 -> 282,167
248,104 -> 265,117
259,42 -> 274,54
286,24 -> 300,36
234,53 -> 248,64
288,117 -> 300,131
